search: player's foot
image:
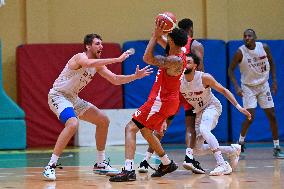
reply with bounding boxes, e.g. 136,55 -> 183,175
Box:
138,160 -> 150,173
209,161 -> 232,176
273,146 -> 284,159
109,168 -> 136,182
151,160 -> 178,177
238,141 -> 246,153
42,163 -> 62,181
93,159 -> 119,175
183,155 -> 205,174
227,144 -> 241,170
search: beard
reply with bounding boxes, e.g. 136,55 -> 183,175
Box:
165,44 -> 170,55
184,68 -> 193,74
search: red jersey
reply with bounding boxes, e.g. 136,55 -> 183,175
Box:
148,53 -> 187,101
183,37 -> 194,55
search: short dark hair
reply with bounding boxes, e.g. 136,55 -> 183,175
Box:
244,29 -> 257,38
83,33 -> 102,49
178,18 -> 193,32
187,53 -> 200,67
168,28 -> 188,47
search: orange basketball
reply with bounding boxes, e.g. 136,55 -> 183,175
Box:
155,12 -> 177,32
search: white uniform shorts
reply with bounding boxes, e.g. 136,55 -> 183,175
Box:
48,92 -> 93,118
241,81 -> 274,109
195,102 -> 222,142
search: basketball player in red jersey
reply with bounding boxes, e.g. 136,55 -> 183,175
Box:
138,18 -> 206,174
109,20 -> 188,182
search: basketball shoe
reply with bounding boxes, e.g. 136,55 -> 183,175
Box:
183,156 -> 205,174
93,159 -> 119,174
109,168 -> 136,182
227,144 -> 241,170
138,160 -> 156,173
209,161 -> 232,176
42,163 -> 62,181
273,146 -> 284,159
151,160 -> 178,177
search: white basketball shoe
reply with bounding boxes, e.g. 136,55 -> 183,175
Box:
42,163 -> 62,181
227,144 -> 241,170
93,159 -> 119,175
209,161 -> 232,176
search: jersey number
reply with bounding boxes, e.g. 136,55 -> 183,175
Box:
198,101 -> 204,108
261,65 -> 267,72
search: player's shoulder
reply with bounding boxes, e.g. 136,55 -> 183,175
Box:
192,39 -> 203,48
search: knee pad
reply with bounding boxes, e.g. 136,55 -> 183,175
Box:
59,107 -> 77,124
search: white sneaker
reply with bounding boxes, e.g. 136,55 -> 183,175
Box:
42,164 -> 56,181
93,159 -> 119,174
227,144 -> 241,170
209,161 -> 232,176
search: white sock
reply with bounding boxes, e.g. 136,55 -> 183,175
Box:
239,135 -> 245,144
273,140 -> 280,148
143,152 -> 153,161
125,159 -> 134,171
96,150 -> 105,163
48,154 -> 59,166
213,150 -> 225,166
160,154 -> 171,165
186,148 -> 193,159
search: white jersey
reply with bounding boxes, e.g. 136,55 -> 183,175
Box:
49,53 -> 96,97
239,42 -> 270,86
180,71 -> 221,114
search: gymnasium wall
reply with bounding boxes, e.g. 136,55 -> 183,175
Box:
1,0 -> 284,101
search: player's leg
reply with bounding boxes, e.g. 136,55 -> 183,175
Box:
257,82 -> 284,158
138,116 -> 174,173
43,95 -> 78,180
79,104 -> 118,173
238,84 -> 257,153
109,120 -> 139,182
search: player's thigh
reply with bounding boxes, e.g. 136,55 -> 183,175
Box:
76,99 -> 109,126
258,82 -> 274,109
242,84 -> 257,109
199,107 -> 220,133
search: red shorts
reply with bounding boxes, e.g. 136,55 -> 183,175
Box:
132,98 -> 179,131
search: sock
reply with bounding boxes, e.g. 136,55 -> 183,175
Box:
48,154 -> 59,166
213,150 -> 225,166
96,150 -> 105,164
239,135 -> 245,144
125,159 -> 134,171
160,154 -> 171,165
143,152 -> 153,162
273,140 -> 280,148
186,148 -> 193,159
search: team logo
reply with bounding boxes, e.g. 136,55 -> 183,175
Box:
134,110 -> 141,117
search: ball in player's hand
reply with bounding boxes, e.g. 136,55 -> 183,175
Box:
155,12 -> 177,32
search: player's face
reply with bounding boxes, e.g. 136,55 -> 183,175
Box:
89,38 -> 103,58
243,31 -> 255,47
184,56 -> 196,74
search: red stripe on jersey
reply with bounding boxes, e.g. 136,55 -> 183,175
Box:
183,37 -> 193,55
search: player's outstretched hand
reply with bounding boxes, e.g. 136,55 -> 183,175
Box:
134,65 -> 153,79
118,51 -> 131,62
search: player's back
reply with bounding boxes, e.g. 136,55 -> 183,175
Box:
148,53 -> 186,101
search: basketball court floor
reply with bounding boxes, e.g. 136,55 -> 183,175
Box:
0,143 -> 283,189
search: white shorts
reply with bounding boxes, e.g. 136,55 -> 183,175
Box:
48,92 -> 93,118
195,102 -> 221,138
241,81 -> 274,109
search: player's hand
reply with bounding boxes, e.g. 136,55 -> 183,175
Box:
235,87 -> 243,97
153,19 -> 166,38
117,51 -> 130,62
271,81 -> 277,94
240,108 -> 251,120
134,65 -> 153,79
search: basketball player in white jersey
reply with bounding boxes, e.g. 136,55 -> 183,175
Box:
228,29 -> 284,158
181,53 -> 251,176
42,33 -> 153,181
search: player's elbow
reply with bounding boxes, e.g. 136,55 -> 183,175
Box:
143,54 -> 152,64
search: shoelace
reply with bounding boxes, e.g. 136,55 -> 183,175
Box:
101,158 -> 112,167
50,163 -> 63,169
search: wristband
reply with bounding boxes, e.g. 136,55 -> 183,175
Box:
235,104 -> 242,111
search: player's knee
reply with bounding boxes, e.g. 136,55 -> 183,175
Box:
99,114 -> 110,128
125,121 -> 137,134
66,118 -> 79,132
199,126 -> 210,137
